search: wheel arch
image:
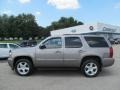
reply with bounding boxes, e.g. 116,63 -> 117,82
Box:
13,56 -> 34,69
80,55 -> 102,68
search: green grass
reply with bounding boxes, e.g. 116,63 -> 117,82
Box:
0,40 -> 19,43
0,40 -> 41,44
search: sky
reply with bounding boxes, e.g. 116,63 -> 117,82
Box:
0,0 -> 120,27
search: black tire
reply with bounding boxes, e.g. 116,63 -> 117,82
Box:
15,59 -> 33,76
81,59 -> 101,77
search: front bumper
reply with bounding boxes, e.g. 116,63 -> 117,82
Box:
8,57 -> 14,70
102,58 -> 115,67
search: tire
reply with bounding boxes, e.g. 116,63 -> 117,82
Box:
81,59 -> 101,77
15,59 -> 33,76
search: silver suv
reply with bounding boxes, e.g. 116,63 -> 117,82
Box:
8,35 -> 114,77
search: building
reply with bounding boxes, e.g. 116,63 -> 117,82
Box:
50,22 -> 120,39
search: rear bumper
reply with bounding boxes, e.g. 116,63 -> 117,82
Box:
8,57 -> 14,70
102,58 -> 115,67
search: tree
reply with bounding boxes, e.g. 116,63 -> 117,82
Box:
0,14 -> 42,39
14,14 -> 40,39
46,17 -> 84,31
0,14 -> 10,37
43,17 -> 84,37
0,14 -> 84,39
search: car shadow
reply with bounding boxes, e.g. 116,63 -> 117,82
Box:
32,68 -> 83,77
31,68 -> 114,78
0,59 -> 8,63
99,68 -> 115,77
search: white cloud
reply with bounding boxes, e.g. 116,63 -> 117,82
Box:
1,10 -> 12,14
35,11 -> 41,16
34,11 -> 41,24
114,2 -> 120,9
47,0 -> 80,10
18,0 -> 31,4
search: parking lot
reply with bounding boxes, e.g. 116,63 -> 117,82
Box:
0,45 -> 120,90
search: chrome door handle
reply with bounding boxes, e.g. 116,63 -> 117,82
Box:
79,50 -> 85,53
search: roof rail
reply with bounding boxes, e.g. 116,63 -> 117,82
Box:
63,34 -> 82,35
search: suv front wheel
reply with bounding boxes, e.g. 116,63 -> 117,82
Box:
81,59 -> 101,77
15,59 -> 33,76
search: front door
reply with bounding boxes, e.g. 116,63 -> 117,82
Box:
36,37 -> 63,67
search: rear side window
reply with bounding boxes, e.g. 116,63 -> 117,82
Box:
65,37 -> 82,48
20,42 -> 28,47
9,44 -> 19,49
0,44 -> 8,48
84,37 -> 109,47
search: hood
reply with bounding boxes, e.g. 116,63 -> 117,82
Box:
12,47 -> 35,56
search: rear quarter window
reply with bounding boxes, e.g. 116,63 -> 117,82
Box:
84,37 -> 109,47
0,44 -> 8,48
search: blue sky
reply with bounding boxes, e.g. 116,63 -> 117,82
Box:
0,0 -> 120,27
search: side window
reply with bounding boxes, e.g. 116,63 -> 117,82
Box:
84,37 -> 109,47
0,44 -> 8,48
21,42 -> 28,47
9,44 -> 19,49
65,37 -> 82,48
43,37 -> 62,49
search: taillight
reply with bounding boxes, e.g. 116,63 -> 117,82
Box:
109,47 -> 113,58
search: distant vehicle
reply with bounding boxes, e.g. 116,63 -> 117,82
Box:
8,35 -> 114,77
108,38 -> 115,44
0,43 -> 20,59
114,38 -> 120,44
18,40 -> 37,47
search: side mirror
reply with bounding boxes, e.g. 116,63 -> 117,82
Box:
39,45 -> 46,49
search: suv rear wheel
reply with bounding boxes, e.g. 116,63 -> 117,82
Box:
81,59 -> 101,77
15,59 -> 33,76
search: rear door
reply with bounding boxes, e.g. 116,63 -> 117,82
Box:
0,44 -> 9,58
63,36 -> 83,67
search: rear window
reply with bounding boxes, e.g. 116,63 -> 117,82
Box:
84,37 -> 109,47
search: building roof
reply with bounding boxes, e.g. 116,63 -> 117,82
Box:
51,22 -> 120,36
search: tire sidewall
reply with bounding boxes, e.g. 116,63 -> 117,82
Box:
81,59 -> 101,77
15,59 -> 33,76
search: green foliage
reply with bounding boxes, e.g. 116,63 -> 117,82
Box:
0,14 -> 84,39
46,17 -> 83,30
0,14 -> 41,39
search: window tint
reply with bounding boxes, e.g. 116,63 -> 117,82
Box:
20,42 -> 28,47
43,37 -> 62,49
28,41 -> 37,46
85,37 -> 109,47
65,37 -> 82,48
9,44 -> 19,49
0,44 -> 7,48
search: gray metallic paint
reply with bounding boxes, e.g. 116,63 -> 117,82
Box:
8,35 -> 114,69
